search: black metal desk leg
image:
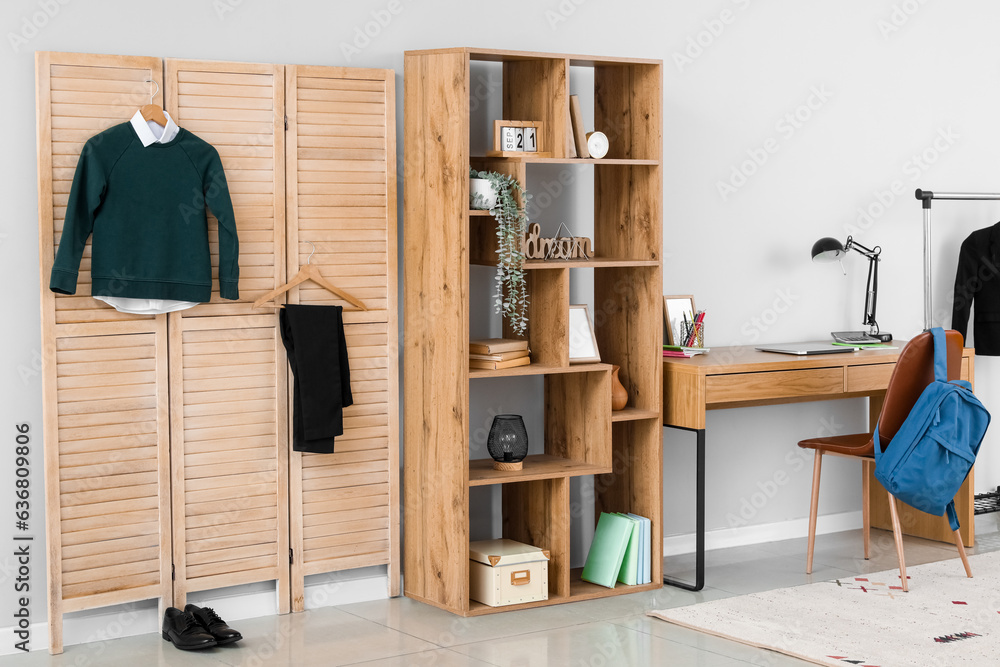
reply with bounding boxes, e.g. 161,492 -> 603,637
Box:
663,427 -> 705,591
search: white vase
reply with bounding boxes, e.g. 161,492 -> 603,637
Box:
470,177 -> 497,209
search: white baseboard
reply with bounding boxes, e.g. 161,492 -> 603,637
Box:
0,568 -> 390,655
663,511 -> 863,557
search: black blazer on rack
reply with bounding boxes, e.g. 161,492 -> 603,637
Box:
952,221 -> 1000,355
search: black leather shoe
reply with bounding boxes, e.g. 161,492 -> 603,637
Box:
162,607 -> 216,650
185,603 -> 243,645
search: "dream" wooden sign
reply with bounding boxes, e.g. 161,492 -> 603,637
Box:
522,222 -> 592,260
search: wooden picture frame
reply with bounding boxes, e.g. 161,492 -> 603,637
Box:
568,304 -> 601,363
488,120 -> 551,158
664,295 -> 696,346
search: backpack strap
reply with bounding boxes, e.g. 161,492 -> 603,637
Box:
873,328 -> 945,466
931,326 -> 948,383
946,500 -> 960,531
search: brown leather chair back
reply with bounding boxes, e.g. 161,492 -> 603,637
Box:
876,330 -> 964,447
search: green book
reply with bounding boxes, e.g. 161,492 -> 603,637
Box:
581,512 -> 634,588
615,514 -> 640,586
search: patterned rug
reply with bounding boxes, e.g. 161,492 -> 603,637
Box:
649,551 -> 1000,666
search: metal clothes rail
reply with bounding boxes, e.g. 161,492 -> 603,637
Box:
915,189 -> 1000,330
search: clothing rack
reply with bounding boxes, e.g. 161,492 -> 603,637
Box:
917,190 -> 1000,521
915,189 -> 1000,330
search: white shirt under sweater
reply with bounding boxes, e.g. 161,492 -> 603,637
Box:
93,110 -> 200,315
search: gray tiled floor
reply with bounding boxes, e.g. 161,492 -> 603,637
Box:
5,527 -> 994,666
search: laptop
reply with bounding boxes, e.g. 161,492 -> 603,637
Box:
756,342 -> 860,356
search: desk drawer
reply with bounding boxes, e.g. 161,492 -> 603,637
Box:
846,363 -> 895,392
844,357 -> 971,393
706,367 -> 844,405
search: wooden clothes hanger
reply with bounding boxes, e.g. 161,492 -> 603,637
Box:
253,241 -> 368,311
140,79 -> 168,127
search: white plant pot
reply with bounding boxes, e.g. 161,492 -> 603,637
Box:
470,177 -> 497,209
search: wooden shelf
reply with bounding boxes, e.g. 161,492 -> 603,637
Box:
567,568 -> 661,601
467,593 -> 569,615
465,571 -> 660,615
470,256 -> 659,269
407,47 -> 660,68
469,362 -> 610,379
472,155 -> 659,166
611,408 -> 661,423
524,258 -> 659,269
469,454 -> 610,486
469,209 -> 492,216
404,47 -> 663,617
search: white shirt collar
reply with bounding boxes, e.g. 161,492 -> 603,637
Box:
129,109 -> 180,147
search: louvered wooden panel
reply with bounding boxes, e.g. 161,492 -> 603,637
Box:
169,315 -> 289,611
286,66 -> 394,325
56,331 -> 169,601
164,60 -> 285,317
37,52 -> 173,656
38,52 -> 163,326
297,322 -> 391,572
286,66 -> 399,611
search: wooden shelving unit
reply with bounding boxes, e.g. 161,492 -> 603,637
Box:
404,47 -> 663,616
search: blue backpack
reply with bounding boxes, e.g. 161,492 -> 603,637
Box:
873,328 -> 990,531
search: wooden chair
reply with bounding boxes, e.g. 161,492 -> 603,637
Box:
797,330 -> 973,591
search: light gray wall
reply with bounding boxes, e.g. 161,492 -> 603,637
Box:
2,0 -> 1000,631
659,0 -> 1000,538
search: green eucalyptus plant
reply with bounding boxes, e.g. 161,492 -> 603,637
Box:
470,168 -> 531,336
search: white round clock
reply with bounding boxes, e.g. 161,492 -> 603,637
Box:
586,131 -> 609,159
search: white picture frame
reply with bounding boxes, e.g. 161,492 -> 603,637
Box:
663,295 -> 696,346
568,305 -> 601,364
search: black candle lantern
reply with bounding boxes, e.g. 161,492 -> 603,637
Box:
487,414 -> 528,471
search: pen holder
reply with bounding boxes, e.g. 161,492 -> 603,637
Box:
681,321 -> 704,348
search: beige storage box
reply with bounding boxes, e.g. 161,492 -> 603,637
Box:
469,539 -> 549,607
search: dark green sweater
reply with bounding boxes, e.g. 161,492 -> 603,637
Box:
50,122 -> 239,302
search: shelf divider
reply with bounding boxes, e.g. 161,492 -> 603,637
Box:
503,58 -> 569,160
503,477 -> 571,598
546,371 -> 612,470
522,268 -> 568,366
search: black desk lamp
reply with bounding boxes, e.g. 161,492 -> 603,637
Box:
811,236 -> 892,343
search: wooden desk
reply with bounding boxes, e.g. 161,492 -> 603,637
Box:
662,344 -> 975,591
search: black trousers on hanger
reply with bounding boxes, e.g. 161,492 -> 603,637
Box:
279,304 -> 353,453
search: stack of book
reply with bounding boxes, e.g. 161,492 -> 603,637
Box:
580,512 -> 652,588
663,345 -> 710,358
469,339 -> 531,370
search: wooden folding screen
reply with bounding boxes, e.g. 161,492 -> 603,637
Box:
37,52 -> 173,655
164,59 -> 291,612
38,52 -> 398,654
285,66 -> 399,609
